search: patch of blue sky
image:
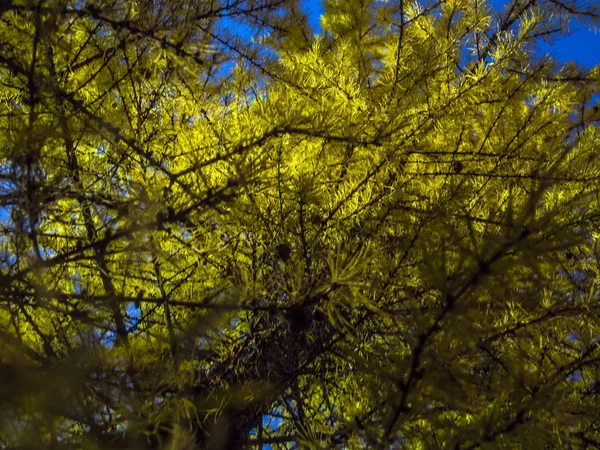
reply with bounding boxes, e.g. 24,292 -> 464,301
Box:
38,247 -> 56,259
72,273 -> 84,295
263,411 -> 283,431
125,302 -> 142,332
568,332 -> 579,342
181,226 -> 192,239
245,413 -> 284,450
488,0 -> 600,68
0,253 -> 17,271
100,329 -> 116,348
536,25 -> 600,68
97,142 -> 107,156
0,204 -> 10,223
567,370 -> 582,383
305,0 -> 324,35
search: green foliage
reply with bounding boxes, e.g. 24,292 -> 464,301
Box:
0,0 -> 599,448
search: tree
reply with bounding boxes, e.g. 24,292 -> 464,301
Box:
0,0 -> 599,448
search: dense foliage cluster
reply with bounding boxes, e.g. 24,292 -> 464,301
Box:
1,0 -> 600,448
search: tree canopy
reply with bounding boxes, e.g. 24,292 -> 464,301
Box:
1,0 -> 600,448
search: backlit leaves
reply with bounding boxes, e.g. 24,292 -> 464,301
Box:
0,0 -> 600,449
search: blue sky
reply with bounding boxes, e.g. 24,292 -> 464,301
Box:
488,0 -> 600,68
304,0 -> 600,68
